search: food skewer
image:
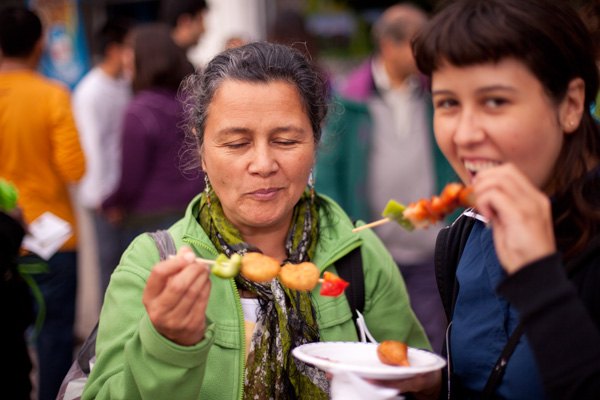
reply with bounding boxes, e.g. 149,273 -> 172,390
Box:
172,252 -> 350,297
352,183 -> 474,233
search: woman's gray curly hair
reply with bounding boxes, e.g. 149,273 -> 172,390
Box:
178,41 -> 329,171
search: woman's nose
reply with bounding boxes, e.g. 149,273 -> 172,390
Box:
453,110 -> 485,146
248,145 -> 278,176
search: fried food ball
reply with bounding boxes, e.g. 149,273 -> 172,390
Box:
240,252 -> 281,283
377,340 -> 410,367
278,262 -> 320,291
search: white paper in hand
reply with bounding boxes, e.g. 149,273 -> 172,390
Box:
22,212 -> 72,260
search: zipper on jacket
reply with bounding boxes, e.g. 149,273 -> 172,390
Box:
182,237 -> 218,257
231,278 -> 245,400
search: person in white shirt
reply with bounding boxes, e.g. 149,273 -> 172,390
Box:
316,4 -> 456,354
73,17 -> 132,297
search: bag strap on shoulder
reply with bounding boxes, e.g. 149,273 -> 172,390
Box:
336,246 -> 365,322
148,230 -> 177,261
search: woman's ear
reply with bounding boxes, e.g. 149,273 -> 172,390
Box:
559,77 -> 585,134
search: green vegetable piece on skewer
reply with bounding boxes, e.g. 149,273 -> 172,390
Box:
0,179 -> 18,212
211,253 -> 242,278
382,200 -> 415,231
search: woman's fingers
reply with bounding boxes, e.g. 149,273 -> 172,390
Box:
472,164 -> 556,272
143,253 -> 190,302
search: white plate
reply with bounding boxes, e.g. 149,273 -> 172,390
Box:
292,342 -> 446,380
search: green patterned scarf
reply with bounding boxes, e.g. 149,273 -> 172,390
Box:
198,189 -> 329,399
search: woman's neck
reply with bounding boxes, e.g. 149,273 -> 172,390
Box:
242,229 -> 288,263
234,217 -> 292,263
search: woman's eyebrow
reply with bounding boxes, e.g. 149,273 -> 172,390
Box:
214,127 -> 252,136
432,85 -> 518,96
431,89 -> 454,96
269,125 -> 307,135
475,85 -> 518,94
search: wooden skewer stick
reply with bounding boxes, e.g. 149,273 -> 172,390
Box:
351,217 -> 391,233
168,254 -> 216,265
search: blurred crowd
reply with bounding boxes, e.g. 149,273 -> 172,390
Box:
1,0 -> 599,399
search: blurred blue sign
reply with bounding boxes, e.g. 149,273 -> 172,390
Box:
30,0 -> 90,90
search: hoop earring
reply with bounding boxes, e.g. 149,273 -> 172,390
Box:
308,170 -> 315,203
204,173 -> 212,207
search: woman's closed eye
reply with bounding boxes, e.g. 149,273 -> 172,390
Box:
272,139 -> 300,147
223,141 -> 250,149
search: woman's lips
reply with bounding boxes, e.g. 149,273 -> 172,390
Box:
248,188 -> 281,200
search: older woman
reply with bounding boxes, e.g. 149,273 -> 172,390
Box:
83,42 -> 429,400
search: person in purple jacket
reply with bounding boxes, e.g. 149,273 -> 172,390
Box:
102,23 -> 202,250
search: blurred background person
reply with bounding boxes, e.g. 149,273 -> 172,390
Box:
266,7 -> 332,93
101,23 -> 203,251
267,8 -> 318,61
160,0 -> 208,53
0,180 -> 34,400
0,6 -> 85,400
315,2 -> 455,354
73,16 -> 133,299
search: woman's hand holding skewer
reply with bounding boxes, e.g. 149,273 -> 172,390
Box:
143,246 -> 211,346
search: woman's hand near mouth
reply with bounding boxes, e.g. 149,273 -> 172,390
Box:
472,163 -> 556,274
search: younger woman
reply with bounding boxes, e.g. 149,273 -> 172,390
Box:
391,0 -> 600,398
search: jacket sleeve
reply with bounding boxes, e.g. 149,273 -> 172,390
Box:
358,228 -> 432,351
50,86 -> 85,183
82,234 -> 215,400
497,253 -> 600,399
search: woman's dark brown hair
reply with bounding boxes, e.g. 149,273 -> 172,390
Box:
131,23 -> 194,93
412,0 -> 600,258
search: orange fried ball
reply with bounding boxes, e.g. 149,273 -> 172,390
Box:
377,340 -> 410,367
240,252 -> 281,283
278,262 -> 320,291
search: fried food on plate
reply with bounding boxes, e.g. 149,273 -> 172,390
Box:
377,340 -> 410,367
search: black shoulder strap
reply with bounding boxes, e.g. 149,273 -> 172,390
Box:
482,323 -> 525,398
336,246 -> 364,321
77,230 -> 176,372
434,214 -> 476,321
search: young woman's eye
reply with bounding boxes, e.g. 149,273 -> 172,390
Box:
484,97 -> 508,108
434,98 -> 458,109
